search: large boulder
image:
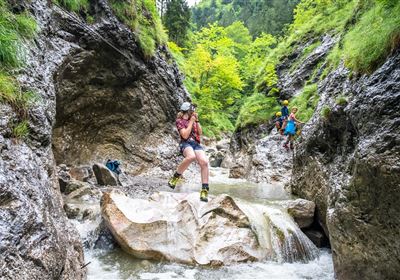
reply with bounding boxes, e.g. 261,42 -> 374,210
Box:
279,198 -> 316,229
101,190 -> 319,265
93,163 -> 119,186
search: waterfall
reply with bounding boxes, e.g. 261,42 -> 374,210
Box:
237,201 -> 319,263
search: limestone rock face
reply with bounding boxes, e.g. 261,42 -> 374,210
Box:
0,139 -> 85,279
1,0 -> 189,278
291,50 -> 400,279
225,128 -> 293,184
101,190 -> 319,265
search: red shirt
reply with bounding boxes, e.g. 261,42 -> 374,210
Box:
176,118 -> 200,143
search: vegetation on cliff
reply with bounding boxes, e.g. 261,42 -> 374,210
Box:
168,0 -> 399,135
0,0 -> 38,138
109,0 -> 167,57
56,0 -> 167,58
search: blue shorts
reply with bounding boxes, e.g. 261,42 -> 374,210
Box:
179,140 -> 203,155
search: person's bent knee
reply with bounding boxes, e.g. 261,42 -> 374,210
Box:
199,159 -> 209,167
186,155 -> 196,162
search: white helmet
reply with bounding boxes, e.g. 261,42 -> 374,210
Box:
180,102 -> 191,111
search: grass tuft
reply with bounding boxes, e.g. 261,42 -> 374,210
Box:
55,0 -> 89,13
335,95 -> 348,106
0,1 -> 38,139
290,83 -> 319,122
321,105 -> 331,119
11,120 -> 29,139
109,0 -> 167,58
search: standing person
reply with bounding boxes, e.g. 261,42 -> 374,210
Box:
281,100 -> 290,131
168,102 -> 210,202
283,107 -> 304,150
274,112 -> 285,135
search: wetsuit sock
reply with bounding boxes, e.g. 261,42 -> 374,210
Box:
174,172 -> 181,178
202,183 -> 209,191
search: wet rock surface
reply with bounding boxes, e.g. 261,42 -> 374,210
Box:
279,199 -> 315,229
1,0 -> 189,278
93,163 -> 119,186
101,190 -> 319,265
228,32 -> 400,278
290,50 -> 400,279
225,128 -> 293,184
0,140 -> 85,279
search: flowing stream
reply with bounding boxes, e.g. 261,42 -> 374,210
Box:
78,168 -> 334,279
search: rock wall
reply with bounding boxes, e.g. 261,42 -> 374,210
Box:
291,50 -> 400,279
0,0 -> 188,278
228,32 -> 400,278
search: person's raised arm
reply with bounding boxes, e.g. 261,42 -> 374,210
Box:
197,121 -> 203,135
179,115 -> 196,139
293,115 -> 304,124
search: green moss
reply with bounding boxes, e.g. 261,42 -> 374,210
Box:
321,105 -> 331,119
0,73 -> 38,117
335,95 -> 348,106
273,226 -> 285,243
15,13 -> 38,39
290,83 -> 319,122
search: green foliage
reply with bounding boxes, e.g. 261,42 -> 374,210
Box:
11,120 -> 29,139
321,105 -> 331,119
242,33 -> 277,88
0,73 -> 38,117
167,41 -> 185,66
0,2 -> 38,67
342,1 -> 400,73
335,95 -> 348,106
290,83 -> 319,122
173,0 -> 399,135
162,0 -> 191,46
290,0 -> 355,43
174,22 -> 250,136
0,1 -> 38,139
192,0 -> 300,37
236,93 -> 280,128
55,0 -> 89,13
110,0 -> 167,57
15,13 -> 38,39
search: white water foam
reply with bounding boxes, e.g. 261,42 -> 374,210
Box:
85,248 -> 334,280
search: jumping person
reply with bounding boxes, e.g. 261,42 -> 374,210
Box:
168,102 -> 210,202
283,107 -> 304,150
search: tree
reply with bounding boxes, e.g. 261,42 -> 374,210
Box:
191,0 -> 300,36
163,0 -> 191,46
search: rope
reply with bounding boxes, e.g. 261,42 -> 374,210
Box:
52,3 -> 133,61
